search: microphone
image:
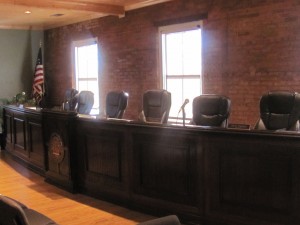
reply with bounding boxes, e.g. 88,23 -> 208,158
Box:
178,99 -> 189,113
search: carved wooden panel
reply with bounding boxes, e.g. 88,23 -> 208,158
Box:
205,134 -> 300,225
220,150 -> 291,211
84,132 -> 122,181
13,117 -> 26,155
133,132 -> 198,206
42,109 -> 77,192
46,127 -> 69,177
28,121 -> 44,169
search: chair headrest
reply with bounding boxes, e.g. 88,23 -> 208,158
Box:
64,88 -> 78,101
78,91 -> 94,102
192,95 -> 231,127
260,91 -> 300,130
106,91 -> 128,109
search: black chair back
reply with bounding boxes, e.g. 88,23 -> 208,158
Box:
137,215 -> 181,225
0,195 -> 59,225
63,88 -> 78,111
0,196 -> 28,225
255,91 -> 300,130
192,94 -> 231,127
77,91 -> 94,114
106,91 -> 129,119
142,89 -> 171,124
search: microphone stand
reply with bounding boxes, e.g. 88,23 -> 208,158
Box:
182,107 -> 186,127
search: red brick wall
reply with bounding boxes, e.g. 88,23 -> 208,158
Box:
44,0 -> 300,127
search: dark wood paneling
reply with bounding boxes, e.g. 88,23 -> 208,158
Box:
42,109 -> 77,192
76,120 -> 130,203
13,117 -> 26,155
205,134 -> 300,225
28,121 -> 44,169
3,106 -> 45,174
133,133 -> 198,206
85,133 -> 122,180
4,106 -> 300,225
5,112 -> 13,150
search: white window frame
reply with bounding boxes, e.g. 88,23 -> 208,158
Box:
159,21 -> 203,122
73,37 -> 99,114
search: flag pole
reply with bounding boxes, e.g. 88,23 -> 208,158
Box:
40,40 -> 45,97
32,40 -> 45,106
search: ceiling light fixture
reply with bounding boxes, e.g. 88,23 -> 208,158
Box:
24,11 -> 31,14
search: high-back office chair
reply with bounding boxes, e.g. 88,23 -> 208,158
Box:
63,88 -> 78,111
254,91 -> 300,131
191,94 -> 231,127
139,89 -> 171,124
137,215 -> 181,225
106,91 -> 129,119
0,195 -> 59,225
77,91 -> 94,115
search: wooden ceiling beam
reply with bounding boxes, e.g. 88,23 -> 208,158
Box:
0,0 -> 125,16
125,0 -> 173,10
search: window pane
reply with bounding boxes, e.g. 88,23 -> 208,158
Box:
86,45 -> 98,78
76,44 -> 98,79
74,39 -> 99,114
183,78 -> 201,118
167,78 -> 183,117
182,30 -> 201,75
166,32 -> 183,75
166,77 -> 201,119
161,22 -> 202,121
78,81 -> 88,91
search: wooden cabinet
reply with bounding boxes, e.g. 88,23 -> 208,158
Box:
4,106 -> 300,225
76,119 -> 300,225
76,120 -> 130,202
3,105 -> 45,174
203,132 -> 300,225
3,106 -> 77,191
42,109 -> 77,192
131,127 -> 203,220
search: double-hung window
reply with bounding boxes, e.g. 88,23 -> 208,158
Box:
73,38 -> 99,114
159,21 -> 202,121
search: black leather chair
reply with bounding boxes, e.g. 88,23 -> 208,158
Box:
77,91 -> 94,115
106,91 -> 129,119
254,91 -> 300,131
139,89 -> 171,124
137,215 -> 181,225
191,94 -> 231,127
0,195 -> 58,225
63,88 -> 78,111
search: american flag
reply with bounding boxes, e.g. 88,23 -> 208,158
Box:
32,47 -> 44,104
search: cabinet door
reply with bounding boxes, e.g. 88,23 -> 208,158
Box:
132,130 -> 202,217
4,112 -> 13,151
13,116 -> 27,158
27,119 -> 45,170
205,134 -> 300,225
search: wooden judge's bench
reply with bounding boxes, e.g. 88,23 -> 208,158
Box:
3,105 -> 300,225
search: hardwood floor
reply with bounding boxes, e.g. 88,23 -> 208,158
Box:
0,150 -> 155,225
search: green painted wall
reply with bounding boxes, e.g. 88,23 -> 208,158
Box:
0,29 -> 44,101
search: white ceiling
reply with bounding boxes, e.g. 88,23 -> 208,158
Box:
0,0 -> 174,30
